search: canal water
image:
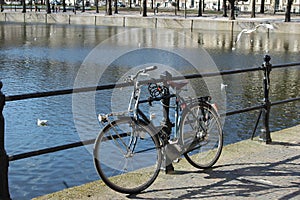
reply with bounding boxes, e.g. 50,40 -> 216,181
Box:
0,22 -> 299,199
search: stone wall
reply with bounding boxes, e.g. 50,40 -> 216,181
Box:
0,12 -> 299,34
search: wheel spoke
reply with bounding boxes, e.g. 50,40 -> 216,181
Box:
181,103 -> 223,169
94,118 -> 162,194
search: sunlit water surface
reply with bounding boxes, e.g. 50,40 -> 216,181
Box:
0,22 -> 299,199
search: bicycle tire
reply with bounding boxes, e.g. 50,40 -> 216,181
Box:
93,117 -> 162,194
180,101 -> 223,169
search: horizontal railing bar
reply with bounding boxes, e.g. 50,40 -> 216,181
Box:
7,106 -> 262,161
5,88 -> 74,102
5,83 -> 131,102
3,67 -> 262,102
271,97 -> 300,106
272,62 -> 300,69
5,63 -> 300,102
8,95 -> 300,162
180,67 -> 263,80
224,96 -> 300,116
219,67 -> 263,76
8,132 -> 129,162
8,139 -> 95,162
224,105 -> 264,116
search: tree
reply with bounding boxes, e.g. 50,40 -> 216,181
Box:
95,0 -> 99,13
114,0 -> 118,13
29,0 -> 33,11
0,0 -> 4,12
142,0 -> 147,16
22,0 -> 26,13
273,0 -> 277,14
251,0 -> 255,18
260,0 -> 265,13
228,0 -> 235,20
198,0 -> 202,16
285,0 -> 293,22
82,0 -> 85,12
222,0 -> 227,17
172,1 -> 177,15
46,0 -> 51,13
62,0 -> 66,12
107,0 -> 112,15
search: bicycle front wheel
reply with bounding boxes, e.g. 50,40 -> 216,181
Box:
93,117 -> 162,194
181,102 -> 223,169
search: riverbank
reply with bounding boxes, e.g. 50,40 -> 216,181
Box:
1,10 -> 300,34
34,125 -> 300,199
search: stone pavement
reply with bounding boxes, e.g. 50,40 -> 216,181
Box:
34,125 -> 300,200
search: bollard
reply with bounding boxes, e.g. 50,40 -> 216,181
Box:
260,55 -> 272,144
0,81 -> 11,200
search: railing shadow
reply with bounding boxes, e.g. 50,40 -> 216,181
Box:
128,144 -> 300,199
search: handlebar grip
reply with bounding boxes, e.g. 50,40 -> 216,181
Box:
144,66 -> 157,72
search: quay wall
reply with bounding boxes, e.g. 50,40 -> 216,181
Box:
0,12 -> 300,34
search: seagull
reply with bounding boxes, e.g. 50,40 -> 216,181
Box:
221,83 -> 228,91
98,114 -> 108,123
37,119 -> 48,126
235,24 -> 274,44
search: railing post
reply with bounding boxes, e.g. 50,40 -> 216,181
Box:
0,81 -> 11,200
160,71 -> 174,174
260,55 -> 272,144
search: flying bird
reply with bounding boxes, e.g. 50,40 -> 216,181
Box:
235,24 -> 274,44
221,83 -> 228,91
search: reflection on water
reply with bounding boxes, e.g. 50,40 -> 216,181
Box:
0,22 -> 299,199
197,29 -> 300,53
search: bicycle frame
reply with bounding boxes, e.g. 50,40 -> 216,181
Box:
98,66 -> 213,149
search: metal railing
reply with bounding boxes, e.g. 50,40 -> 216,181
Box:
0,55 -> 300,199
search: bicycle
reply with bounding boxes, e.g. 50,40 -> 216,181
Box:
93,66 -> 223,194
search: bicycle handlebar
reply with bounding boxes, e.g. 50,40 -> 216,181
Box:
126,66 -> 158,82
144,65 -> 157,73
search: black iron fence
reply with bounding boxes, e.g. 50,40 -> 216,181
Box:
0,55 -> 300,199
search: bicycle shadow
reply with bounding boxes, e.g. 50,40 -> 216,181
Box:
127,143 -> 300,199
268,141 -> 300,147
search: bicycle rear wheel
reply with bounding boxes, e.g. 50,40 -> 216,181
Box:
181,102 -> 223,169
93,117 -> 162,194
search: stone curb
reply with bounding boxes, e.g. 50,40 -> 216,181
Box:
34,125 -> 300,200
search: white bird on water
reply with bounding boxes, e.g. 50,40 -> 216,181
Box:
37,119 -> 48,126
235,24 -> 274,45
221,83 -> 228,91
